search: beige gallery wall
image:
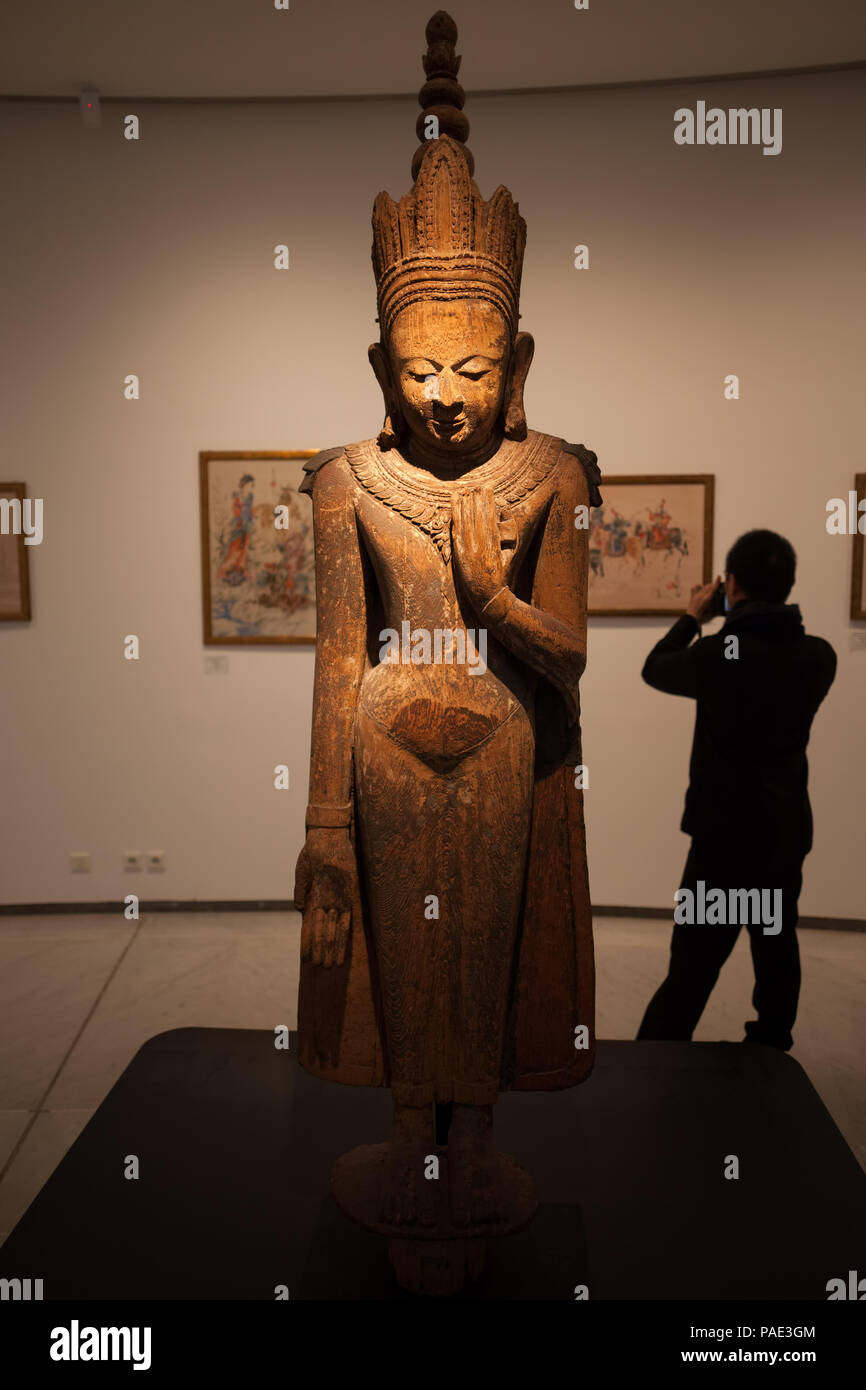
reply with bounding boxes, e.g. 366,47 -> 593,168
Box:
0,68 -> 863,916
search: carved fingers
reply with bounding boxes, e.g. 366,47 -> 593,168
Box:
452,486 -> 507,609
299,905 -> 316,964
298,850 -> 355,969
302,905 -> 351,967
293,847 -> 312,911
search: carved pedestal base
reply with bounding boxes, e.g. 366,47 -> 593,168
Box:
331,1141 -> 537,1296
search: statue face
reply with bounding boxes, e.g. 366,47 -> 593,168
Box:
387,299 -> 510,454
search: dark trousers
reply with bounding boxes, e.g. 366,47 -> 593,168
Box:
637,839 -> 804,1050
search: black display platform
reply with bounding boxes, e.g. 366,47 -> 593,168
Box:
2,1029 -> 864,1300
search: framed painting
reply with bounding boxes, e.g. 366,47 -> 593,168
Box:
588,474 -> 714,617
852,473 -> 866,621
200,451 -> 317,645
0,482 -> 33,622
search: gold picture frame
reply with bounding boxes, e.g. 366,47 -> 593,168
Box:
200,451 -> 318,645
588,474 -> 715,617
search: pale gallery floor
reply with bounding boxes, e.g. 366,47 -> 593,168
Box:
0,911 -> 863,1245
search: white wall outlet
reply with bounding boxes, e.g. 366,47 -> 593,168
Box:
146,851 -> 166,872
122,851 -> 143,872
69,851 -> 92,873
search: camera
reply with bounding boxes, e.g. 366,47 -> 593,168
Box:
708,580 -> 727,618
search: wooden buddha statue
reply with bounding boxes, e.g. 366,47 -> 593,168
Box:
294,9 -> 601,1292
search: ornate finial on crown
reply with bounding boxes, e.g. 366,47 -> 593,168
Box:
371,11 -> 526,341
412,10 -> 472,180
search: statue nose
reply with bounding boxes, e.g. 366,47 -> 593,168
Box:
437,370 -> 462,409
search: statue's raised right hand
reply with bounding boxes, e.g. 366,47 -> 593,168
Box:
294,829 -> 357,967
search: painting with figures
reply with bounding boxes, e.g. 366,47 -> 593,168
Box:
587,475 -> 715,617
200,452 -> 317,644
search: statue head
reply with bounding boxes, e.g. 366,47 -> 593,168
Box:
372,298 -> 534,459
368,12 -> 534,462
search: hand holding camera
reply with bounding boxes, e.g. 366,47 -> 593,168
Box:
687,575 -> 726,625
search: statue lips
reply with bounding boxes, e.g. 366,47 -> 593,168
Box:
432,416 -> 466,436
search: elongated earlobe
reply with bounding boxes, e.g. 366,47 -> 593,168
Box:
503,331 -> 535,441
368,341 -> 406,449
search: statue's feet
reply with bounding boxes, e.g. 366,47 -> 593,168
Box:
332,1134 -> 534,1241
449,1151 -> 502,1228
378,1139 -> 439,1229
447,1104 -> 505,1229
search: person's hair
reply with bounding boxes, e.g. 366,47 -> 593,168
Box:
725,529 -> 796,603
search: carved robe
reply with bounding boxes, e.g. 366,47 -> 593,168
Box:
296,431 -> 601,1095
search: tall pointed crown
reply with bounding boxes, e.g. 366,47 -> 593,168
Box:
372,11 -> 526,339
